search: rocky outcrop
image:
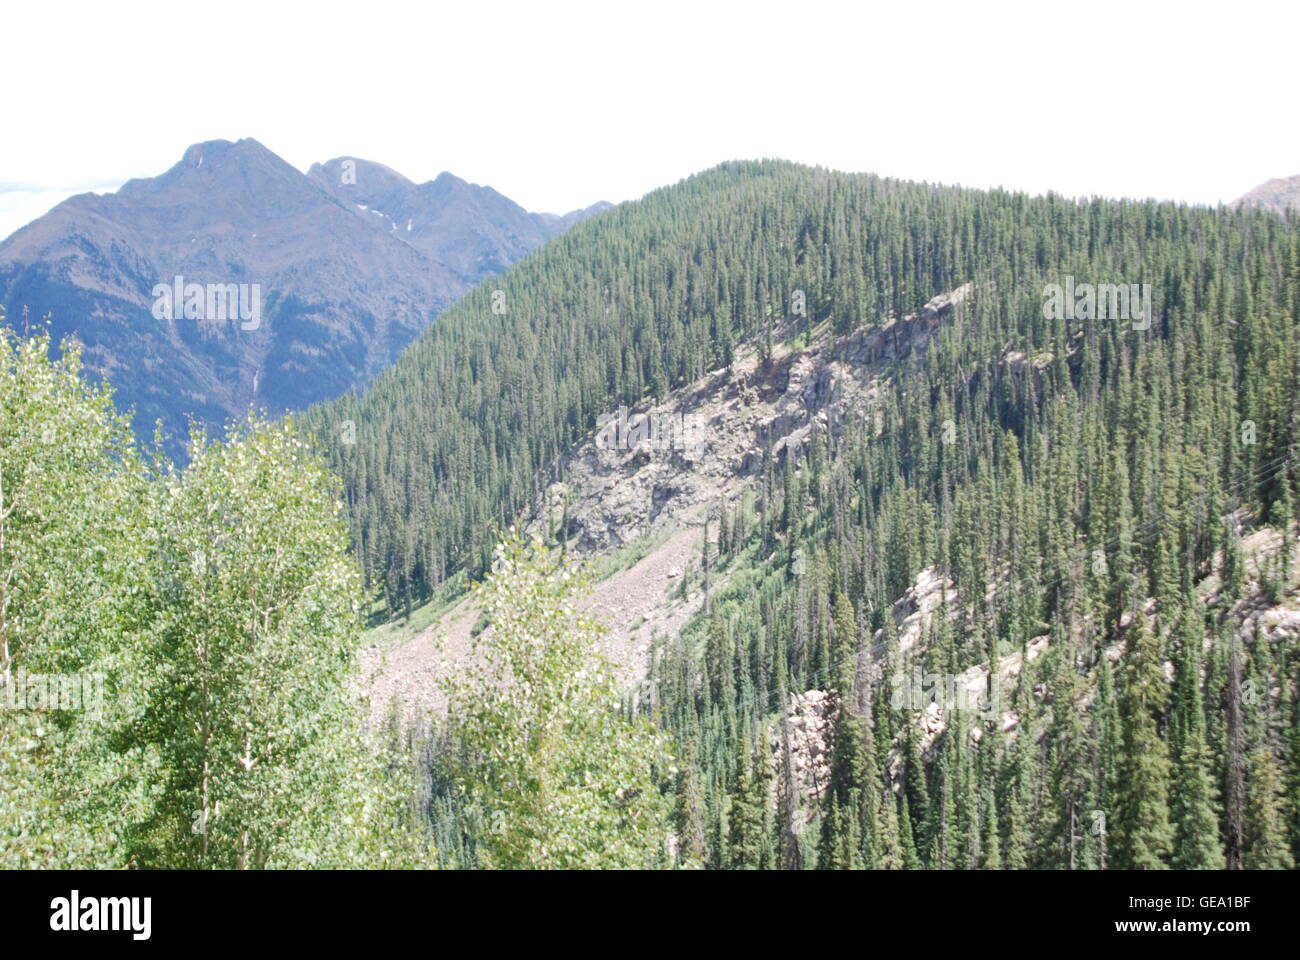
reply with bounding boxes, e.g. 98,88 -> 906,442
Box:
529,284 -> 975,556
771,689 -> 836,820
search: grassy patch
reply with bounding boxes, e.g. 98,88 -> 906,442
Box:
586,523 -> 679,582
362,573 -> 470,651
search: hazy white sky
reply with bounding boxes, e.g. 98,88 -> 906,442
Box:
2,0 -> 1296,239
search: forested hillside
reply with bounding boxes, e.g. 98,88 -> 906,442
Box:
310,160 -> 1300,869
645,280 -> 1300,870
308,160 -> 1298,612
8,157 -> 1298,870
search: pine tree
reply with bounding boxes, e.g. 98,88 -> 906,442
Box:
1171,649 -> 1226,868
876,786 -> 905,869
1244,750 -> 1295,870
675,738 -> 708,868
980,786 -> 1002,869
1000,734 -> 1031,871
728,732 -> 769,869
1111,616 -> 1174,869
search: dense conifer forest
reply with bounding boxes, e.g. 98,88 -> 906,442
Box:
303,161 -> 1300,869
4,160 -> 1298,869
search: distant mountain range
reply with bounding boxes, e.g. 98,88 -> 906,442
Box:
1233,173 -> 1300,215
0,138 -> 609,452
307,156 -> 609,278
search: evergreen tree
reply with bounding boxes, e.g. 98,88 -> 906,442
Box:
1244,750 -> 1295,870
1111,616 -> 1174,869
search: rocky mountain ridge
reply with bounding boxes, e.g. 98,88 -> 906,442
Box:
0,138 -> 608,453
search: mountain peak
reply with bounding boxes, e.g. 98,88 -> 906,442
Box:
425,170 -> 500,202
307,156 -> 415,195
1233,173 -> 1300,215
115,136 -> 304,208
0,137 -> 607,456
180,137 -> 273,165
310,161 -> 608,279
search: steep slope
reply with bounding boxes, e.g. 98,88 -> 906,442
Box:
316,159 -> 1300,869
0,139 -> 607,453
361,284 -> 969,722
306,158 -> 1298,616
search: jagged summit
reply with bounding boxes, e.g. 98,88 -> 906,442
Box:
0,138 -> 608,454
308,156 -> 610,278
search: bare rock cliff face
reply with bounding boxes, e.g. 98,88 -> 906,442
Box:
531,284 -> 975,556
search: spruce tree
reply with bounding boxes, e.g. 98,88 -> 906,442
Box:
1244,750 -> 1295,870
1111,616 -> 1174,869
